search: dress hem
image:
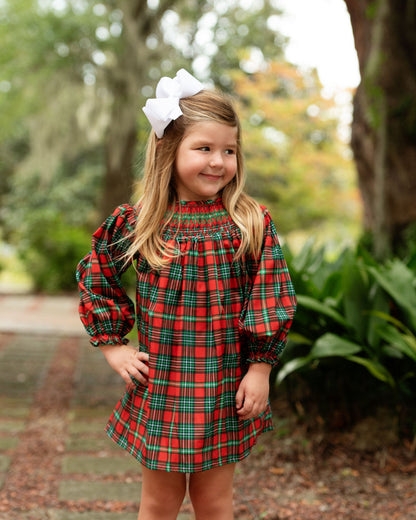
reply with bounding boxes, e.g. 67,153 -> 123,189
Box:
104,423 -> 273,473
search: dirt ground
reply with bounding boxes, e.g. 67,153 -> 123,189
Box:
232,398 -> 416,519
5,395 -> 415,520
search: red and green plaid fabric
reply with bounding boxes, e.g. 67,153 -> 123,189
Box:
76,199 -> 296,472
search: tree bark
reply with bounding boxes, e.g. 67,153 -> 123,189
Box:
344,0 -> 416,257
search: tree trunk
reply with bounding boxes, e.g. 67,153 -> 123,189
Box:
99,0 -> 173,220
344,0 -> 416,257
100,56 -> 141,219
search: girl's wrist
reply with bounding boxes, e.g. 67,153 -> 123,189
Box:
99,343 -> 125,355
247,362 -> 272,375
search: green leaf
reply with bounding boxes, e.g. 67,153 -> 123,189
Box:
365,288 -> 390,350
377,325 -> 416,362
370,310 -> 411,334
368,261 -> 416,329
276,356 -> 312,384
286,332 -> 313,345
346,355 -> 395,386
342,259 -> 370,342
310,333 -> 362,358
382,345 -> 404,359
296,295 -> 350,328
277,333 -> 362,384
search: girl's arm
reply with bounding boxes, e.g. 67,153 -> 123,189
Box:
235,362 -> 271,420
237,209 -> 297,418
76,205 -> 137,347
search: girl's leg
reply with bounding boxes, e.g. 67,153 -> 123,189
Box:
137,465 -> 187,520
188,463 -> 236,520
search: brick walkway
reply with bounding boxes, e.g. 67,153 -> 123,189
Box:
0,294 -> 197,520
0,294 -> 85,337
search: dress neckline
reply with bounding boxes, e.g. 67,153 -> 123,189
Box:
177,198 -> 221,206
173,198 -> 224,212
163,197 -> 234,236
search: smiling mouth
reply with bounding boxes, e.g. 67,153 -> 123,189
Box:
201,173 -> 222,180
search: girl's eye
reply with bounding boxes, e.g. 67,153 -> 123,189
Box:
199,146 -> 210,151
225,149 -> 236,155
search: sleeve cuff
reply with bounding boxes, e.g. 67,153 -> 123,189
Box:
247,350 -> 278,365
90,333 -> 129,347
245,337 -> 279,365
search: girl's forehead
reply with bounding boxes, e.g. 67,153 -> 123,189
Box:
184,121 -> 238,141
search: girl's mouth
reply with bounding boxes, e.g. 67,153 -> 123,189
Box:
201,173 -> 222,181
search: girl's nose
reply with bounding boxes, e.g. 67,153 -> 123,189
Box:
209,152 -> 223,168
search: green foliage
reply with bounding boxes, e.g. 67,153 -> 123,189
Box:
3,153 -> 102,292
19,217 -> 92,293
278,240 -> 416,427
367,260 -> 416,330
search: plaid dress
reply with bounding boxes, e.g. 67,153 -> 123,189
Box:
76,198 -> 296,472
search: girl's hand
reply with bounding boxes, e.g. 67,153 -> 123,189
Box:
235,362 -> 271,420
99,344 -> 149,391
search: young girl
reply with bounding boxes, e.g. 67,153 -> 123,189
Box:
76,69 -> 296,520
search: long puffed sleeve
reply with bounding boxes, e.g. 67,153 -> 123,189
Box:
76,204 -> 137,346
239,209 -> 297,365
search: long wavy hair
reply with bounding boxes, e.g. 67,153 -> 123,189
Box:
125,89 -> 264,269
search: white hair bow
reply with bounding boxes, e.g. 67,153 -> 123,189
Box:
142,69 -> 204,138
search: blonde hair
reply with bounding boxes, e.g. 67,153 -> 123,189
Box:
126,89 -> 264,269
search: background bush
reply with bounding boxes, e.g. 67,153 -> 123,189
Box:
19,217 -> 92,293
275,240 -> 416,435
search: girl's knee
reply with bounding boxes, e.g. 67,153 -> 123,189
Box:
139,466 -> 187,519
188,464 -> 235,518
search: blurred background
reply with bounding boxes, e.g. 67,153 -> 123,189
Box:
1,0 -> 416,436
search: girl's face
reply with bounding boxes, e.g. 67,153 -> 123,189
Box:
174,121 -> 238,201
